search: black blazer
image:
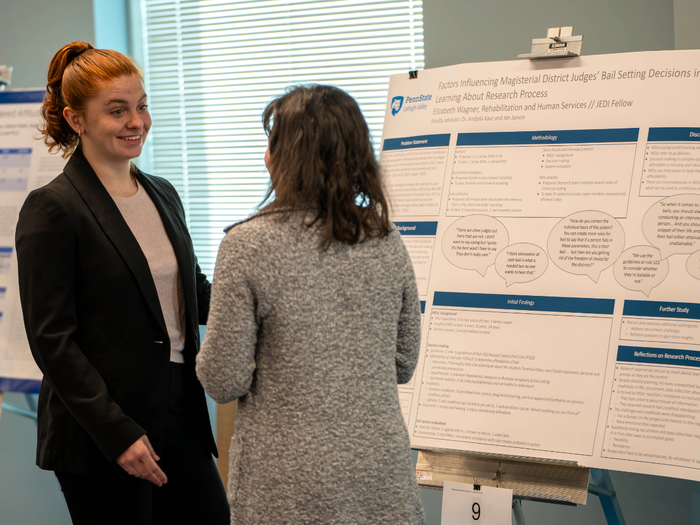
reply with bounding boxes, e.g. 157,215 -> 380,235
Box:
15,149 -> 216,476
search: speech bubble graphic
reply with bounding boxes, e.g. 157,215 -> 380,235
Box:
441,215 -> 509,276
613,246 -> 669,296
642,194 -> 700,259
686,250 -> 700,281
547,211 -> 625,283
495,243 -> 548,286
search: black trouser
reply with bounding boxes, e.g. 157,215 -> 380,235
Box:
55,363 -> 230,525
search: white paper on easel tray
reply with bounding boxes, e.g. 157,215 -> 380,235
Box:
441,481 -> 512,525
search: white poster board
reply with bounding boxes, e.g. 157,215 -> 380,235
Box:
0,90 -> 66,392
382,50 -> 700,482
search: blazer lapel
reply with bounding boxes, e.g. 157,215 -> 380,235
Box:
63,151 -> 168,336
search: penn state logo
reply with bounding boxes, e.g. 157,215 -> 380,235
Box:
391,96 -> 404,116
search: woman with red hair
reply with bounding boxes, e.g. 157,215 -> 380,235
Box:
15,41 -> 229,524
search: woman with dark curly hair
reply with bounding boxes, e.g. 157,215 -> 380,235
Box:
15,41 -> 229,524
197,84 -> 427,524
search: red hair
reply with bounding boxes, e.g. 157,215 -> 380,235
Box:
40,41 -> 143,157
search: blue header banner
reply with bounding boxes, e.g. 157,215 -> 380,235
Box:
647,127 -> 700,142
456,128 -> 639,146
0,91 -> 45,104
433,292 -> 615,315
383,134 -> 451,151
622,300 -> 700,321
0,148 -> 32,155
0,377 -> 41,393
394,221 -> 438,236
617,345 -> 700,369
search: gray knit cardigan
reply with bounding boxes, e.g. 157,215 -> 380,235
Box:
196,210 -> 427,525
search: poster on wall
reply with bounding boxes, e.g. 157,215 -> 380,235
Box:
0,90 -> 65,392
382,50 -> 700,482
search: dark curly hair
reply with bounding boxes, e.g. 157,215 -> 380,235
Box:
40,41 -> 143,158
262,84 -> 391,248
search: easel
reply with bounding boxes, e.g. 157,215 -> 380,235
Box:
1,393 -> 38,420
517,26 -> 583,60
588,468 -> 627,525
0,65 -> 12,91
0,380 -> 39,421
416,448 -> 585,525
416,449 -> 627,524
517,26 -> 623,525
408,25 -> 627,524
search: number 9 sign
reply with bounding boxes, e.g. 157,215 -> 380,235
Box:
441,481 -> 512,525
472,501 -> 481,521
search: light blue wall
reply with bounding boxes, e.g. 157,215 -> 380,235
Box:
93,0 -> 129,55
1,1 -> 699,524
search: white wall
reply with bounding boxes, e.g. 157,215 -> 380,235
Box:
675,0 -> 700,50
0,1 -> 94,522
423,0 -> 675,69
0,394 -> 71,524
0,0 -> 94,89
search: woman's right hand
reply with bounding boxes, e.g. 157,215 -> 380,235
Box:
116,435 -> 168,486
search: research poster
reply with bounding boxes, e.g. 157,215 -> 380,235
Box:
0,91 -> 64,391
382,50 -> 700,482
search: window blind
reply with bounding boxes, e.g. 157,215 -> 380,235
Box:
137,0 -> 424,276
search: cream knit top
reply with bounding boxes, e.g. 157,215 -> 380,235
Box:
112,181 -> 186,363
